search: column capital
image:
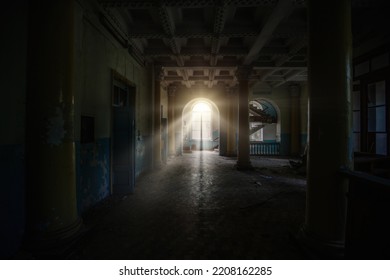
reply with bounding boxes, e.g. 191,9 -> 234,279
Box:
235,65 -> 253,81
168,84 -> 177,97
154,65 -> 164,81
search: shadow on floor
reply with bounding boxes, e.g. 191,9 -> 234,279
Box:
45,152 -> 308,259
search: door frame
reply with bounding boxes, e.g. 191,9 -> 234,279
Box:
110,70 -> 136,194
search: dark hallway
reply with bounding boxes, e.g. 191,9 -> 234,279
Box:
2,0 -> 390,263
68,152 -> 306,259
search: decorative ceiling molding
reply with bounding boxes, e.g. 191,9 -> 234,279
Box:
97,0 -> 313,88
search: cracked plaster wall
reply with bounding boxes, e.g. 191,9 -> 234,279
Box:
73,1 -> 153,214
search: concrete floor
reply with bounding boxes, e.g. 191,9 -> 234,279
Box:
72,151 -> 307,259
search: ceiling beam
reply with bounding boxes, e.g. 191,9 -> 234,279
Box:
208,69 -> 215,88
274,36 -> 307,66
128,28 -> 259,39
273,69 -> 307,87
99,0 -> 287,9
165,66 -> 235,70
252,66 -> 307,70
260,68 -> 280,81
210,1 -> 229,66
144,46 -> 248,56
158,4 -> 186,67
243,0 -> 295,65
179,69 -> 191,87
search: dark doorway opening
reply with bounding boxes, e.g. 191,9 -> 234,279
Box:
112,78 -> 136,194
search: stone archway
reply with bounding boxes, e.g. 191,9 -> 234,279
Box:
182,98 -> 220,153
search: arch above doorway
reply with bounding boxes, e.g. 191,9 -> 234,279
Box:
249,98 -> 281,155
182,98 -> 220,152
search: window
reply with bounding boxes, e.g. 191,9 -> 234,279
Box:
367,81 -> 387,155
352,91 -> 361,152
192,102 -> 211,140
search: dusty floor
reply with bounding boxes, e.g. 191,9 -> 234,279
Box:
71,151 -> 307,259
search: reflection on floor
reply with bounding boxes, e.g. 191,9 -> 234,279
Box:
73,151 -> 307,259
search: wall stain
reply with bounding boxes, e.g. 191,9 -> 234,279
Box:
76,136 -> 152,214
76,138 -> 110,214
46,107 -> 66,146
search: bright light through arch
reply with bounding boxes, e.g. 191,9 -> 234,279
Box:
193,102 -> 211,112
192,101 -> 212,140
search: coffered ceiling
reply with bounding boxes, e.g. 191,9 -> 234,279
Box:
97,0 -> 389,90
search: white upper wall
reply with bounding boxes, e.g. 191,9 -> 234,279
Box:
73,0 -> 153,140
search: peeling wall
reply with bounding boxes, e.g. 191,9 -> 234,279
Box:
73,0 -> 153,213
76,138 -> 110,214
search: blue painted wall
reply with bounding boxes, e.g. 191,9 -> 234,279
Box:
0,145 -> 25,258
75,138 -> 111,214
263,139 -> 277,143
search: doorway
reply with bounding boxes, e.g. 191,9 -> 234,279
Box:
182,98 -> 220,152
112,79 -> 136,194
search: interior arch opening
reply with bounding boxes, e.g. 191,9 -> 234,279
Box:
249,98 -> 281,155
182,98 -> 220,152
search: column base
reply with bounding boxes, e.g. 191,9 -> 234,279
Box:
23,217 -> 84,258
236,160 -> 254,171
297,225 -> 345,259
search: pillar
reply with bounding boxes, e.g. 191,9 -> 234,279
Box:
226,87 -> 237,157
236,66 -> 253,170
301,0 -> 353,257
290,84 -> 301,156
153,65 -> 163,168
24,0 -> 82,252
168,84 -> 176,157
219,86 -> 229,156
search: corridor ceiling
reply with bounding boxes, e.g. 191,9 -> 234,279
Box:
97,0 -> 389,89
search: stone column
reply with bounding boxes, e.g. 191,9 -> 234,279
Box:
302,0 -> 353,257
236,66 -> 253,170
24,0 -> 82,252
168,84 -> 176,158
290,84 -> 301,156
226,87 -> 237,157
153,65 -> 163,168
218,86 -> 229,156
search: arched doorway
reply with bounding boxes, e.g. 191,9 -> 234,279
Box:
249,98 -> 281,155
182,98 -> 220,152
